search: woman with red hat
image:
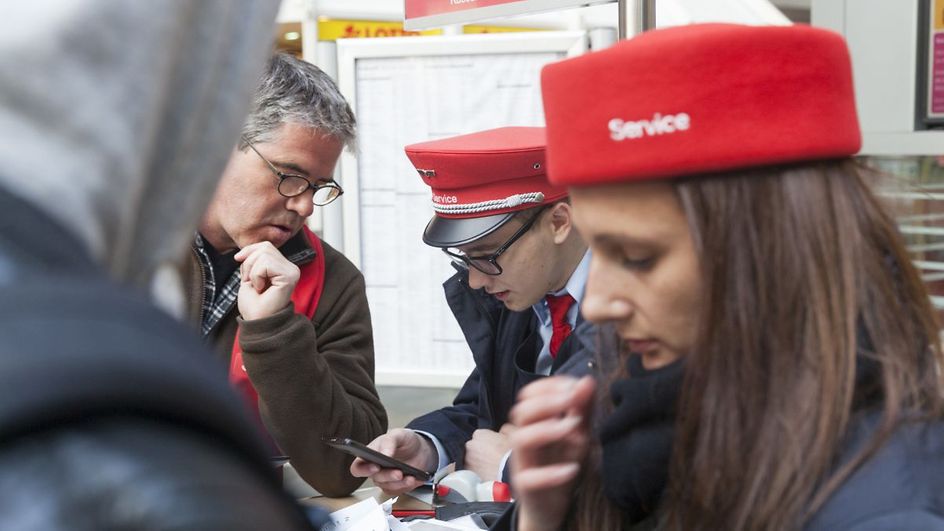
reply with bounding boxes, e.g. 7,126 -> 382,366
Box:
503,23 -> 944,530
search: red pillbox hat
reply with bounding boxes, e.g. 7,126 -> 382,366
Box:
405,126 -> 568,247
540,24 -> 862,186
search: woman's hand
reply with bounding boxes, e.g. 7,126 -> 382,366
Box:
509,375 -> 596,531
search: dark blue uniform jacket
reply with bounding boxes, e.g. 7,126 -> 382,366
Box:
407,268 -> 595,471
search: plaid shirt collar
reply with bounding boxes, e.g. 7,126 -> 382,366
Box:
193,231 -> 316,338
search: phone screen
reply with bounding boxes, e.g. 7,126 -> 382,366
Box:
322,436 -> 433,482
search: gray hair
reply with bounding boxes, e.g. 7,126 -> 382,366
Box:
240,53 -> 356,150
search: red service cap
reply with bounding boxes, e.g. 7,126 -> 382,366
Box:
540,23 -> 862,187
405,126 -> 568,247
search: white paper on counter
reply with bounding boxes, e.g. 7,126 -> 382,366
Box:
407,518 -> 480,530
324,497 -> 388,531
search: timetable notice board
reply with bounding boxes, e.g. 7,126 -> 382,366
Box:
336,33 -> 587,386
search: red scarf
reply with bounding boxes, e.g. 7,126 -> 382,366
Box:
228,226 -> 325,449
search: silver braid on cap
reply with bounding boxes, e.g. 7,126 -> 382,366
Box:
432,192 -> 545,215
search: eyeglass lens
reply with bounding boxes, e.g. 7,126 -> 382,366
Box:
277,175 -> 341,206
445,250 -> 501,275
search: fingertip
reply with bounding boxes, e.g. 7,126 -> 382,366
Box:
561,462 -> 581,478
572,376 -> 597,400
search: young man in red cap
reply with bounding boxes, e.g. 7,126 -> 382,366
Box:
350,126 -> 593,494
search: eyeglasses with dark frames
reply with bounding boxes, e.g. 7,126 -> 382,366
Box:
443,206 -> 548,276
242,136 -> 344,206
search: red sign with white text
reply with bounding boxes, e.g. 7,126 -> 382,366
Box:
933,33 -> 944,115
406,0 -> 526,18
404,0 -> 612,30
929,0 -> 944,119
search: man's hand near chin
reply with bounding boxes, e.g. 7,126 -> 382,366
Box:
235,241 -> 299,320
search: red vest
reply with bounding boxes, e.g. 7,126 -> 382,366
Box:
228,226 -> 325,450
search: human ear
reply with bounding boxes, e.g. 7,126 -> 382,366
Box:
549,202 -> 573,244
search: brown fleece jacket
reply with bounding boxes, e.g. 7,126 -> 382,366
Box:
185,232 -> 387,497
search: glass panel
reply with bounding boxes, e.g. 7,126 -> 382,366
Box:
863,155 -> 944,319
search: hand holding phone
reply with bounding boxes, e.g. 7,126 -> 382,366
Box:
323,436 -> 433,482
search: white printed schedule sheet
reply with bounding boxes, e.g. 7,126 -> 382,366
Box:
336,33 -> 586,387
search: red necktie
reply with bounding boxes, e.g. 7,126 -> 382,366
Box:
545,293 -> 575,358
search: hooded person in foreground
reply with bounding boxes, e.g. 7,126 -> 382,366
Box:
0,1 -> 323,529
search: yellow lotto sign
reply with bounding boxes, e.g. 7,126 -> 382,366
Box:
317,19 -> 541,41
936,0 -> 944,31
318,19 -> 440,40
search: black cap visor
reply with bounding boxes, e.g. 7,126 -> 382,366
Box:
422,212 -> 517,248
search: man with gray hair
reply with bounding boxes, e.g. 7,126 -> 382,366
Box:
185,53 -> 387,497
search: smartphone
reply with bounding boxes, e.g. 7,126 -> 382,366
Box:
322,436 -> 433,482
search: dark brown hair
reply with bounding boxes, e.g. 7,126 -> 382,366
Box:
661,159 -> 944,529
568,159 -> 944,530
